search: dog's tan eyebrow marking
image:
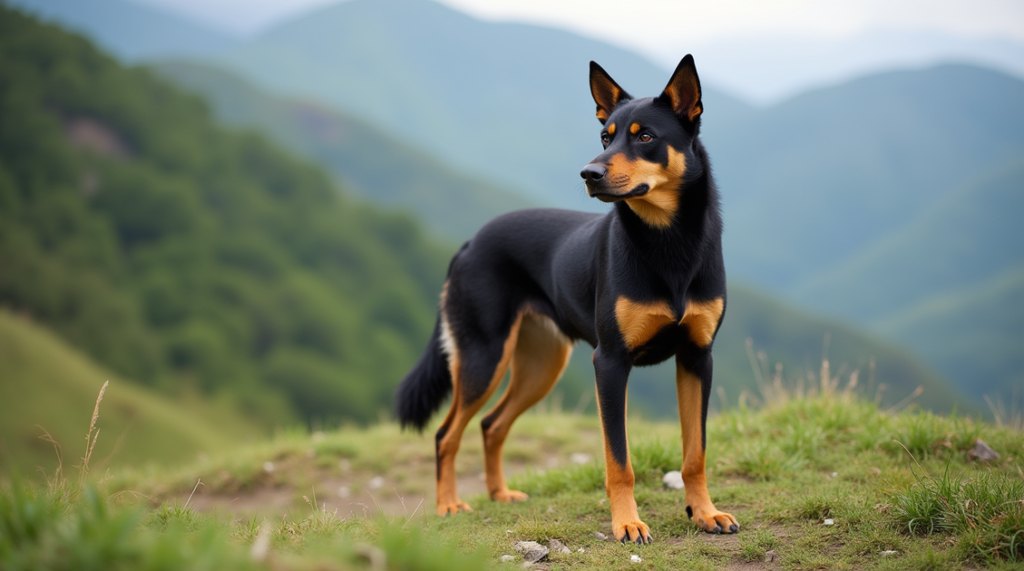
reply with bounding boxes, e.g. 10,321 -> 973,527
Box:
607,123 -> 616,135
630,123 -> 640,134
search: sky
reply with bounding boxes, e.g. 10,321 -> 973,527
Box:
132,0 -> 1024,103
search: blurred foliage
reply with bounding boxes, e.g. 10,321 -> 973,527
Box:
0,6 -> 449,425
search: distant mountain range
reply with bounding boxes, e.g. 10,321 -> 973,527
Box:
7,0 -> 1021,409
152,60 -> 532,241
4,0 -> 234,59
203,0 -> 752,208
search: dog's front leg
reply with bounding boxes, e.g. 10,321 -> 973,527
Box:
593,347 -> 652,544
675,352 -> 738,533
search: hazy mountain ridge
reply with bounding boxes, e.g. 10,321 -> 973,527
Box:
4,0 -> 234,60
792,157 -> 1024,321
875,265 -> 1024,400
210,0 -> 751,210
150,59 -> 533,241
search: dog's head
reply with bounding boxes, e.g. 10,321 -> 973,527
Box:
581,55 -> 703,229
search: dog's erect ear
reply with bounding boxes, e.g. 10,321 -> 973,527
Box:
660,54 -> 703,122
590,61 -> 632,124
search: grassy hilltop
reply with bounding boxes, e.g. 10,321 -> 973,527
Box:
3,378 -> 1022,570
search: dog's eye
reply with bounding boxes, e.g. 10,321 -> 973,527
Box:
601,133 -> 610,146
639,133 -> 654,143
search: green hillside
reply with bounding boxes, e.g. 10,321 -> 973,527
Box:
150,60 -> 532,241
211,0 -> 751,208
0,5 -> 448,426
876,265 -> 1024,400
0,309 -> 257,475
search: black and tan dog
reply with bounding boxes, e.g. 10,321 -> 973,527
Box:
395,55 -> 737,543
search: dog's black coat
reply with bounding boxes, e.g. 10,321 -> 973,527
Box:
395,55 -> 733,538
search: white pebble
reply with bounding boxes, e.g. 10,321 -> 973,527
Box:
824,518 -> 834,526
337,486 -> 351,498
263,461 -> 275,473
881,550 -> 898,557
662,470 -> 685,490
631,554 -> 643,563
831,472 -> 838,478
570,452 -> 592,465
368,476 -> 384,490
500,555 -> 515,562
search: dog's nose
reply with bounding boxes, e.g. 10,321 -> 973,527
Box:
580,164 -> 607,182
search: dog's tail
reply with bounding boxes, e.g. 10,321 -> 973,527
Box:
394,315 -> 452,432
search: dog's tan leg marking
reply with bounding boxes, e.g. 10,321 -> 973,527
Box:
435,312 -> 523,516
676,365 -> 738,533
615,296 -> 675,351
679,297 -> 724,348
596,388 -> 651,544
481,313 -> 572,503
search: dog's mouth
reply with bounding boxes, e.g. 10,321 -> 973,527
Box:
588,183 -> 650,203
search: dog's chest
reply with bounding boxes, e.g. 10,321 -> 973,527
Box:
614,296 -> 724,359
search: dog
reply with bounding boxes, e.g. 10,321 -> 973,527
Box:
395,55 -> 737,543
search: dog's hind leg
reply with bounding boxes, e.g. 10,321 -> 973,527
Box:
434,312 -> 524,515
480,313 -> 573,503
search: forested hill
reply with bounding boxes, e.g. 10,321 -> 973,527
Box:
0,5 -> 449,425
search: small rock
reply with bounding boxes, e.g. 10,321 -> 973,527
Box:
594,531 -> 607,540
764,549 -> 778,562
500,555 -> 516,562
337,486 -> 351,498
262,461 -> 275,473
577,548 -> 585,553
968,439 -> 1001,463
571,452 -> 593,465
368,476 -> 385,490
630,554 -> 643,563
881,550 -> 898,557
823,518 -> 834,526
548,539 -> 571,555
513,541 -> 549,564
662,470 -> 685,490
831,472 -> 838,478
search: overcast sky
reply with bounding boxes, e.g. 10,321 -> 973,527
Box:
133,0 -> 1024,42
132,0 -> 1024,103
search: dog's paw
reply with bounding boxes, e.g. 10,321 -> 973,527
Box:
613,520 -> 653,545
490,489 -> 529,503
436,501 -> 473,516
687,504 -> 738,534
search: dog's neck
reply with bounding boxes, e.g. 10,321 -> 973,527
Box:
613,142 -> 721,288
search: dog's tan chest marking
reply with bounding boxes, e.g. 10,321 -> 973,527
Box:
679,297 -> 724,348
615,297 -> 675,351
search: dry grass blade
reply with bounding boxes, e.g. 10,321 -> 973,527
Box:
79,380 -> 109,489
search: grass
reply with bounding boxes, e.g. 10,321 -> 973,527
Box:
3,368 -> 1023,570
0,310 -> 261,474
